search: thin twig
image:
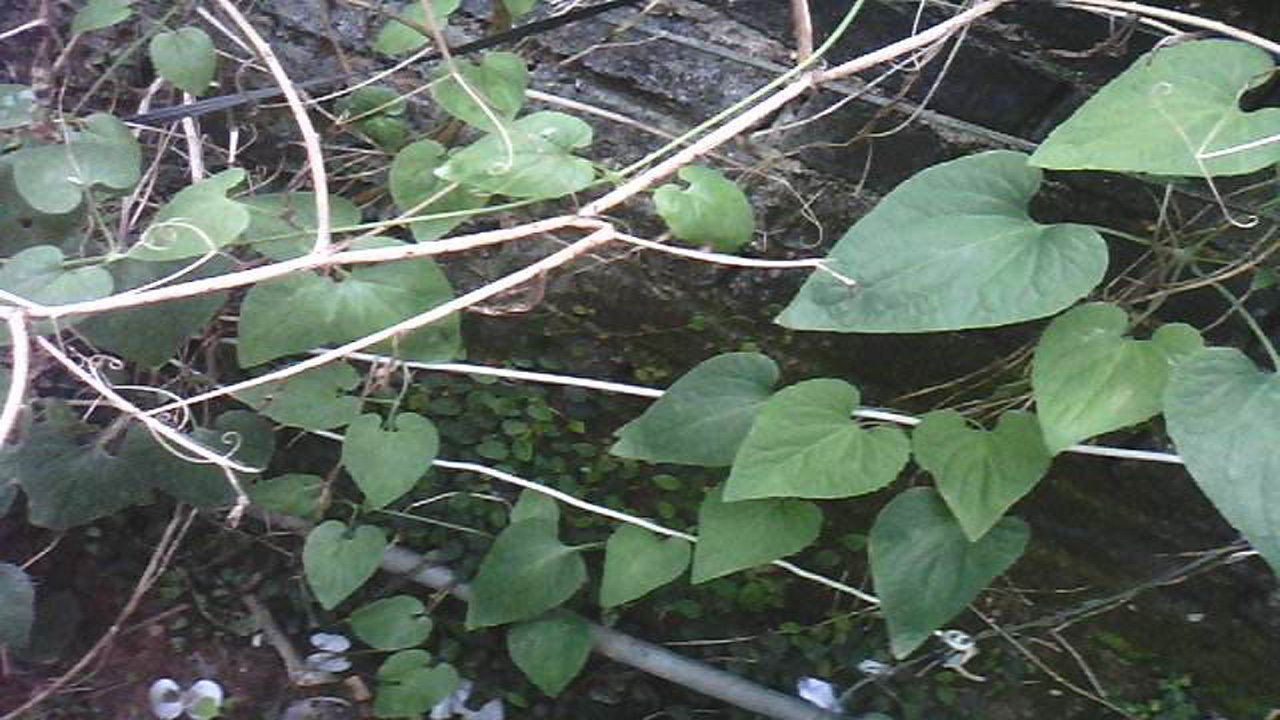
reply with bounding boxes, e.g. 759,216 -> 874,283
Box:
790,0 -> 814,64
1058,0 -> 1280,55
0,312 -> 31,445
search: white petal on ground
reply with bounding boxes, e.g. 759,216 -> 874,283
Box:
309,632 -> 352,653
796,677 -> 840,711
148,678 -> 185,720
462,699 -> 504,720
304,651 -> 352,673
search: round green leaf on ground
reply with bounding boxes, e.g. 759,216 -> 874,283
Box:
303,521 -> 388,610
349,595 -> 433,650
374,651 -> 458,718
507,612 -> 592,696
430,52 -> 528,132
342,413 -> 438,509
149,26 -> 217,95
131,169 -> 250,261
436,112 -> 594,199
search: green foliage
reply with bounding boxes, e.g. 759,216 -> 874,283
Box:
653,166 -> 755,252
373,0 -> 462,56
349,595 -> 434,650
1031,40 -> 1280,176
249,473 -> 324,519
304,521 -> 388,610
431,52 -> 529,132
437,111 -> 596,199
869,488 -> 1028,657
342,413 -> 438,509
0,245 -> 112,341
507,612 -> 592,696
912,410 -> 1050,541
725,378 -> 910,501
1164,348 -> 1280,575
131,168 -> 250,261
776,150 -> 1107,332
511,489 -> 560,524
691,485 -> 822,583
466,519 -> 587,628
9,113 -> 140,214
373,650 -> 459,718
389,140 -> 487,242
149,27 -> 217,96
1032,303 -> 1203,453
71,0 -> 133,34
0,564 -> 34,650
235,363 -> 363,430
611,352 -> 778,466
599,525 -> 691,607
239,192 -> 362,260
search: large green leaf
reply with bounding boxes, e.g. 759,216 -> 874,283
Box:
437,112 -> 595,199
599,525 -> 690,607
122,410 -> 274,507
249,473 -> 324,520
1165,348 -> 1280,575
654,166 -> 755,252
466,519 -> 586,628
0,564 -> 34,650
912,410 -> 1051,541
304,521 -> 388,610
611,352 -> 778,467
348,595 -> 433,651
0,160 -> 84,253
1032,303 -> 1203,454
373,651 -> 458,718
869,488 -> 1028,658
725,379 -> 909,501
239,192 -> 362,260
776,151 -> 1107,333
78,256 -> 232,367
72,0 -> 133,34
388,140 -> 486,242
1030,40 -> 1280,177
431,52 -> 528,132
373,0 -> 461,56
237,238 -> 460,366
234,362 -> 363,430
131,169 -> 250,261
690,485 -> 822,583
0,245 -> 112,341
10,113 -> 140,214
149,26 -> 217,95
507,612 -> 592,697
341,413 -> 438,509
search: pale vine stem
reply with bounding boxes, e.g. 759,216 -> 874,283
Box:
0,313 -> 31,445
790,0 -> 814,64
1058,0 -> 1280,56
212,0 -> 332,255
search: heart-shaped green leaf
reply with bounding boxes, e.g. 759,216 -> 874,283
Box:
912,410 -> 1051,541
437,112 -> 595,199
511,489 -> 559,525
0,160 -> 84,252
304,521 -> 388,610
373,0 -> 461,56
466,519 -> 586,628
611,352 -> 778,467
1165,348 -> 1280,575
776,151 -> 1107,333
0,245 -> 113,341
507,612 -> 591,697
389,140 -> 487,242
725,379 -> 909,501
691,484 -> 822,583
250,473 -> 324,520
72,0 -> 133,34
235,362 -> 363,430
431,52 -> 528,132
0,564 -> 35,650
654,166 -> 755,252
149,26 -> 217,96
342,413 -> 438,509
237,238 -> 461,366
10,113 -> 141,213
239,192 -> 362,260
132,169 -> 250,261
1031,40 -> 1280,177
349,595 -> 433,650
870,488 -> 1028,658
1032,302 -> 1203,453
599,525 -> 690,607
374,651 -> 458,718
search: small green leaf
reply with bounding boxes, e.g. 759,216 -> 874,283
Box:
870,488 -> 1028,658
72,0 -> 133,34
501,0 -> 538,18
342,413 -> 438,509
1031,40 -> 1280,177
10,113 -> 141,213
373,0 -> 461,56
912,410 -> 1051,541
0,161 -> 84,253
0,246 -> 113,342
511,489 -> 560,524
0,564 -> 35,650
234,362 -> 363,431
437,111 -> 595,199
466,519 -> 586,628
611,353 -> 778,466
349,595 -> 433,650
725,379 -> 909,501
1032,303 -> 1203,453
1165,348 -> 1280,575
776,151 -> 1107,333
239,192 -> 362,260
389,140 -> 486,242
431,52 -> 528,132
690,485 -> 822,583
149,26 -> 217,96
374,652 -> 459,718
0,85 -> 35,130
250,473 -> 324,520
599,525 -> 690,607
131,169 -> 250,261
653,166 -> 755,252
507,612 -> 591,696
304,521 -> 388,610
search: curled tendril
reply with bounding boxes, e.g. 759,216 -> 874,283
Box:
138,218 -> 219,254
